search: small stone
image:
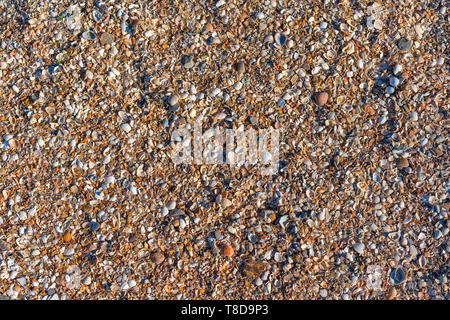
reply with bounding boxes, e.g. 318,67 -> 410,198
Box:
319,289 -> 328,298
170,209 -> 185,217
151,251 -> 165,265
227,226 -> 236,234
397,38 -> 412,51
314,92 -> 328,106
92,10 -> 102,22
353,243 -> 365,254
283,93 -> 292,101
255,12 -> 265,19
222,244 -> 234,257
397,157 -> 409,169
178,217 -> 187,229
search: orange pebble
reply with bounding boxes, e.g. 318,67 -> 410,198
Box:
222,244 -> 234,257
63,232 -> 71,243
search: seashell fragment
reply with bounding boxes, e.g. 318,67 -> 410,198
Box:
274,32 -> 286,46
82,30 -> 97,41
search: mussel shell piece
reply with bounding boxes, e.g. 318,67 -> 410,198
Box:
92,10 -> 103,22
82,30 -> 97,41
274,32 -> 286,46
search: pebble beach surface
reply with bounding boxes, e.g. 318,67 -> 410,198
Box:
0,0 -> 448,300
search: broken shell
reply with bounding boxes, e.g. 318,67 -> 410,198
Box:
82,30 -> 97,41
390,268 -> 406,285
92,10 -> 103,22
274,32 -> 286,46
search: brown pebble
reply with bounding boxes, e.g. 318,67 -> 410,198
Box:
314,92 -> 329,106
151,251 -> 165,265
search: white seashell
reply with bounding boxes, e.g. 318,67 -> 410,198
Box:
179,217 -> 186,229
120,123 -> 131,133
418,255 -> 427,268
